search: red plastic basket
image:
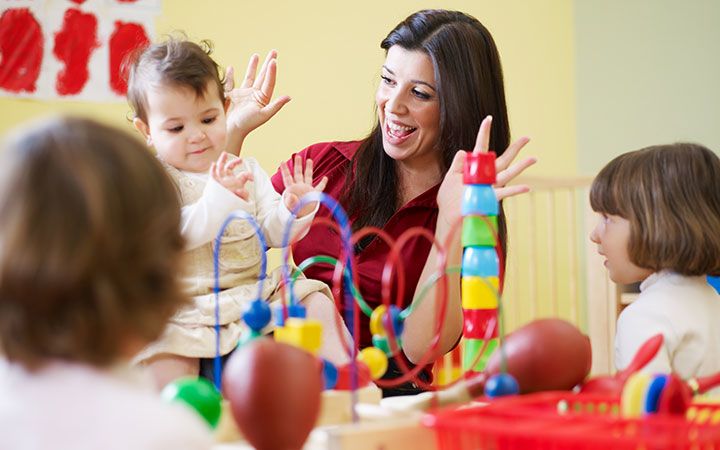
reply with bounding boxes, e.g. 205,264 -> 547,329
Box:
423,391 -> 720,450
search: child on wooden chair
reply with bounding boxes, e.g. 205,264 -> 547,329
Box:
589,143 -> 720,379
0,117 -> 213,449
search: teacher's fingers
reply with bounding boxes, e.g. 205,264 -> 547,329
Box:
496,136 -> 531,172
472,115 -> 493,155
495,184 -> 530,201
241,54 -> 259,89
448,149 -> 467,174
496,156 -> 537,187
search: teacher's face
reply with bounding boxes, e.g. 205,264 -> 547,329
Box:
376,46 -> 441,168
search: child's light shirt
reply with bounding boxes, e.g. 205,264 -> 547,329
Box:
615,270 -> 720,380
135,157 -> 330,362
179,158 -> 314,250
0,359 -> 213,450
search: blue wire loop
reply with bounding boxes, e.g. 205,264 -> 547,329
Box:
280,192 -> 353,308
212,210 -> 268,390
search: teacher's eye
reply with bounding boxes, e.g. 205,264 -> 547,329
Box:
380,75 -> 395,86
412,88 -> 431,100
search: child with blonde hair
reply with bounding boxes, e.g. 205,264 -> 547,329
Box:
0,117 -> 213,449
127,37 -> 350,388
589,143 -> 720,379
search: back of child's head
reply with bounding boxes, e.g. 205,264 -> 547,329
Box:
590,143 -> 720,276
0,117 -> 188,370
127,35 -> 224,123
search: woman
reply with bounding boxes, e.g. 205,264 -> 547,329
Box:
270,9 -> 536,395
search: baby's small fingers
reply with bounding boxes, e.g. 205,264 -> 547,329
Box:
235,188 -> 250,201
314,176 -> 329,192
304,158 -> 314,184
226,158 -> 243,172
280,161 -> 293,187
293,155 -> 303,181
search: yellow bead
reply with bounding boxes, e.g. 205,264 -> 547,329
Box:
273,318 -> 322,355
357,347 -> 388,380
461,276 -> 499,309
369,305 -> 388,336
621,372 -> 651,418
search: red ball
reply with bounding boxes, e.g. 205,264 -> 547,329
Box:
223,338 -> 323,450
485,318 -> 591,393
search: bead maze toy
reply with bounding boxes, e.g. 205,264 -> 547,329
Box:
161,150 -> 523,445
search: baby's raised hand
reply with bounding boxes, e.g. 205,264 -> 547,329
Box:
224,51 -> 291,154
210,152 -> 254,200
280,155 -> 328,218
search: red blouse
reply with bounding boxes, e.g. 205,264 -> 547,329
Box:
270,141 -> 441,352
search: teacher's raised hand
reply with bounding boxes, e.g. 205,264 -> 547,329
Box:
437,115 -> 537,221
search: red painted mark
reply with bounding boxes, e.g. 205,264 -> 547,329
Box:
0,8 -> 43,93
53,8 -> 99,96
109,21 -> 149,95
70,0 -> 87,4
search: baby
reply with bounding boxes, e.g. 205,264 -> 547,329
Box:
127,37 -> 350,388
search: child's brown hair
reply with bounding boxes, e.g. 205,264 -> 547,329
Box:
0,117 -> 187,369
126,36 -> 225,122
590,143 -> 720,276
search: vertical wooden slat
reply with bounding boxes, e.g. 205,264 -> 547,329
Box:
567,188 -> 579,325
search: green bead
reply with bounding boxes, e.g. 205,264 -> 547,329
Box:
372,334 -> 402,356
237,329 -> 262,348
161,377 -> 222,428
462,338 -> 498,372
461,216 -> 498,247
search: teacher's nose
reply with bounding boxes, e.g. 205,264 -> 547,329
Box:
385,90 -> 408,115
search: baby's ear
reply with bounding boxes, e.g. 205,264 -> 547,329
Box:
224,96 -> 231,113
132,118 -> 152,146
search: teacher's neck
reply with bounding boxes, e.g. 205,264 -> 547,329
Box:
395,159 -> 442,206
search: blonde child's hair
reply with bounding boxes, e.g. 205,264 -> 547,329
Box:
0,117 -> 188,370
590,143 -> 720,276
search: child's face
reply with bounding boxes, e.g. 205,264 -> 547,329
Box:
136,80 -> 228,173
590,213 -> 653,284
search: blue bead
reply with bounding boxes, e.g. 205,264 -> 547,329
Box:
273,303 -> 307,327
242,299 -> 271,331
484,373 -> 520,398
322,359 -> 338,390
462,185 -> 498,216
386,305 -> 404,337
462,247 -> 499,277
288,304 -> 307,319
643,374 -> 668,415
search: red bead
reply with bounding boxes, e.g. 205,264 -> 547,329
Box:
334,361 -> 372,390
463,308 -> 499,339
464,152 -> 496,184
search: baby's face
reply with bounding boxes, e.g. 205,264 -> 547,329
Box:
142,80 -> 227,173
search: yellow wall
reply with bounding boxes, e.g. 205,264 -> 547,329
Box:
0,0 -> 576,179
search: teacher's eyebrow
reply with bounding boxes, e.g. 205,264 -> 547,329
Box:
382,66 -> 437,91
